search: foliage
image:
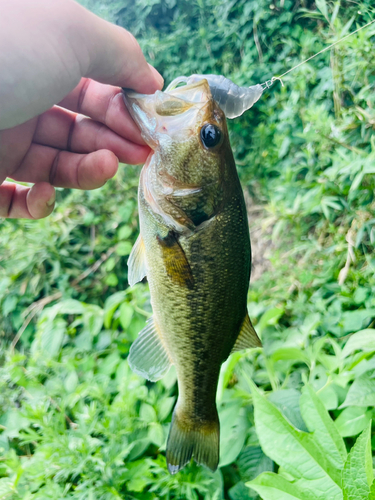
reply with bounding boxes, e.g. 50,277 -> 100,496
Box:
1,0 -> 375,498
248,383 -> 373,500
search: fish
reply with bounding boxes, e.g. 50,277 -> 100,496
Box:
122,79 -> 261,475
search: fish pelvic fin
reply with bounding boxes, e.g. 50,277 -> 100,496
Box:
166,404 -> 219,475
128,234 -> 147,286
231,313 -> 262,354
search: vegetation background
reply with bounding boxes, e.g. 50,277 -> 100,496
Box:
1,0 -> 375,498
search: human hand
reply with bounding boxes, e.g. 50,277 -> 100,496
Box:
0,0 -> 163,219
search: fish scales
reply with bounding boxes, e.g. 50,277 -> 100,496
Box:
123,79 -> 261,474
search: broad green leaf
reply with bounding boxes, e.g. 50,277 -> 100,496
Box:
40,318 -> 66,356
342,422 -> 373,500
257,307 -> 284,334
270,348 -> 310,365
316,384 -> 339,411
300,384 -> 346,469
0,410 -> 30,439
116,241 -> 133,256
237,446 -> 273,482
340,373 -> 375,408
103,291 -> 127,328
119,302 -> 134,329
0,478 -> 15,499
247,472 -> 318,500
335,407 -> 372,437
315,0 -> 329,21
118,225 -> 132,240
341,310 -> 375,334
64,370 -> 79,393
140,403 -> 157,423
269,389 -> 307,431
250,382 -> 342,500
148,422 -> 164,447
57,299 -> 87,315
229,481 -> 257,500
369,480 -> 375,500
219,403 -> 248,467
342,330 -> 375,357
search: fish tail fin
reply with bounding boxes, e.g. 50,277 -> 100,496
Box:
166,404 -> 220,474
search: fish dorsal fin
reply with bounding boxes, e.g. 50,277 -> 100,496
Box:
128,234 -> 147,286
128,316 -> 172,382
231,313 -> 262,353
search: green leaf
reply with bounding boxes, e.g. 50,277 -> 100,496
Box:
140,403 -> 156,423
270,348 -> 310,366
340,373 -> 375,408
342,330 -> 375,357
315,0 -> 328,20
118,225 -> 132,240
219,402 -> 248,467
341,310 -> 375,334
335,407 -> 372,437
148,422 -> 164,447
116,241 -> 133,256
105,272 -> 118,287
237,446 -> 273,482
0,478 -> 15,499
57,299 -> 86,315
257,307 -> 284,334
64,370 -> 79,392
300,384 -> 347,469
119,302 -> 134,330
316,384 -> 339,411
229,481 -> 258,500
250,381 -> 342,500
247,472 -> 317,500
342,422 -> 373,500
369,480 -> 375,500
40,318 -> 66,356
268,389 -> 307,431
103,291 -> 127,328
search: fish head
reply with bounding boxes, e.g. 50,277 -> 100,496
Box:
123,80 -> 232,190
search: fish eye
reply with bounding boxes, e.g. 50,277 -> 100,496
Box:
200,124 -> 222,149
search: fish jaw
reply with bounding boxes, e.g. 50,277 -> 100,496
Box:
122,80 -> 215,150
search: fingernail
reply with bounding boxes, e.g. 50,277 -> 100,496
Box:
46,192 -> 55,207
149,64 -> 164,90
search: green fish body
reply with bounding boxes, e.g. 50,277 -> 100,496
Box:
123,80 -> 261,474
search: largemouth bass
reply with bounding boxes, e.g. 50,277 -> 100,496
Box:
123,80 -> 261,474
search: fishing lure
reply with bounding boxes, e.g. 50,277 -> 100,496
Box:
166,74 -> 264,119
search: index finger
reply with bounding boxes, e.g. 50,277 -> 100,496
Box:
58,78 -> 145,146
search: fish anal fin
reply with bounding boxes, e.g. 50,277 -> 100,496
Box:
157,231 -> 194,289
231,313 -> 262,353
128,234 -> 147,286
128,316 -> 172,382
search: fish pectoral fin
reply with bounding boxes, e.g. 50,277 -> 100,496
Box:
128,234 -> 147,286
157,231 -> 194,289
231,313 -> 262,354
128,316 -> 172,382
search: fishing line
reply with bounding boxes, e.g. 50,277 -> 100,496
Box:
260,17 -> 375,90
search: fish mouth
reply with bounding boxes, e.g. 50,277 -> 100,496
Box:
122,80 -> 214,149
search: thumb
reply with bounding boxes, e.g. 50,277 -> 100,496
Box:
78,11 -> 163,94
